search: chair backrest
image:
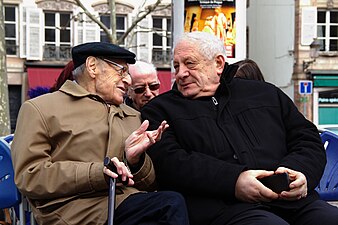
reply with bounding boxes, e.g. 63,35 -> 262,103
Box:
0,134 -> 21,209
3,134 -> 14,144
316,131 -> 338,201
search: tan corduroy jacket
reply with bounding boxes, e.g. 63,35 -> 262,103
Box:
11,80 -> 156,225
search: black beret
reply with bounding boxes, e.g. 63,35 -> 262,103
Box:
71,42 -> 136,69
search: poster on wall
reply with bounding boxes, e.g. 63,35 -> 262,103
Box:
184,0 -> 236,58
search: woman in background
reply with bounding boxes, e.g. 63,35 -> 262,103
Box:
234,59 -> 265,81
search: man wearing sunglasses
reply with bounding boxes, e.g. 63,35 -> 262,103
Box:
125,61 -> 161,111
11,42 -> 189,225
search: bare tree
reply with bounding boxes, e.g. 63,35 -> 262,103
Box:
73,0 -> 171,45
0,0 -> 11,135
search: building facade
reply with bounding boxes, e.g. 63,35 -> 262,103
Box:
6,0 -> 338,131
247,0 -> 338,125
294,0 -> 338,125
4,0 -> 172,131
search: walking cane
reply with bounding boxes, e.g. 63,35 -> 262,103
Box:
104,157 -> 116,225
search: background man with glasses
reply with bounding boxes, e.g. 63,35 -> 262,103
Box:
125,61 -> 161,111
11,42 -> 189,225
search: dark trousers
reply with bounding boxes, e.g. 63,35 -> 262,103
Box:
114,191 -> 189,225
226,200 -> 338,225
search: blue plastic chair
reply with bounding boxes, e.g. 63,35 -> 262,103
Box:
0,134 -> 21,209
316,131 -> 338,201
0,134 -> 34,225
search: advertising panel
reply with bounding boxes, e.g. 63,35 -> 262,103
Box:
184,0 -> 236,58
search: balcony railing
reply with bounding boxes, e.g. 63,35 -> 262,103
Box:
6,44 -> 18,56
152,48 -> 171,67
43,45 -> 72,61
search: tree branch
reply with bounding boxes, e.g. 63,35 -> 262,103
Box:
74,0 -> 113,43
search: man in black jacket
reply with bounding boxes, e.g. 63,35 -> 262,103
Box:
141,31 -> 338,225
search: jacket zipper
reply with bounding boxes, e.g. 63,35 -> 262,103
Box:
212,97 -> 218,105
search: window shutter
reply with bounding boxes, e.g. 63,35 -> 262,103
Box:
26,8 -> 43,60
76,12 -> 100,45
73,9 -> 83,46
19,5 -> 27,58
84,12 -> 100,42
301,7 -> 317,45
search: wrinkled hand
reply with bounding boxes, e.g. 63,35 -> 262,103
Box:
103,157 -> 134,186
125,120 -> 169,165
235,170 -> 279,203
275,167 -> 307,201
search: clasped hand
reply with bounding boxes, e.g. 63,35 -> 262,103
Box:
235,167 -> 308,203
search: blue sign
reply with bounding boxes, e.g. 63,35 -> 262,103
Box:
299,80 -> 313,94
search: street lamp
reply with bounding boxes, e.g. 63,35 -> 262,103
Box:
303,38 -> 321,72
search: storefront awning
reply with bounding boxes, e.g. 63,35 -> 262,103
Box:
313,75 -> 338,87
27,67 -> 173,93
27,67 -> 63,89
157,70 -> 173,93
310,70 -> 338,87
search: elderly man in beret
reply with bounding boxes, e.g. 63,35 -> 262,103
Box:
11,42 -> 189,225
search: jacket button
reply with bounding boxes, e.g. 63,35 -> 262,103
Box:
233,154 -> 238,160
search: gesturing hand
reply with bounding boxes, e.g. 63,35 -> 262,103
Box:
125,120 -> 169,165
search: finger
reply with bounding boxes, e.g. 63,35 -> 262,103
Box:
279,185 -> 305,200
153,121 -> 169,141
255,170 -> 275,179
153,128 -> 162,141
289,179 -> 304,189
259,184 -> 279,201
110,157 -> 124,176
121,163 -> 134,183
126,178 -> 135,186
275,167 -> 289,174
150,126 -> 163,141
160,121 -> 169,134
147,132 -> 156,144
160,120 -> 168,129
110,158 -> 134,185
103,166 -> 118,179
279,193 -> 302,201
135,120 -> 149,135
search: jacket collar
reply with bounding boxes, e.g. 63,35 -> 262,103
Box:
59,80 -> 92,98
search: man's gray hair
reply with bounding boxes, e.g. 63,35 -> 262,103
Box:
175,31 -> 227,60
129,61 -> 157,77
72,64 -> 85,79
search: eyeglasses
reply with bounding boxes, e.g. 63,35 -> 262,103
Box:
99,57 -> 130,78
130,83 -> 160,94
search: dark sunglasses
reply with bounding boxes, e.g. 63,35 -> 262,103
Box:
131,83 -> 160,94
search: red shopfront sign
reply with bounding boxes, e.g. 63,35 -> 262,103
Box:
27,67 -> 63,89
157,70 -> 173,94
27,67 -> 173,94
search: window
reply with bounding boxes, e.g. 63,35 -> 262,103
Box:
152,17 -> 171,65
4,5 -> 18,55
44,11 -> 72,60
317,10 -> 338,51
100,14 -> 126,45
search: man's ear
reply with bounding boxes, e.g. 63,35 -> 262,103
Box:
215,54 -> 226,75
86,56 -> 99,78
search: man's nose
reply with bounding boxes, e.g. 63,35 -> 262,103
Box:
175,65 -> 189,78
123,73 -> 132,85
144,86 -> 152,96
